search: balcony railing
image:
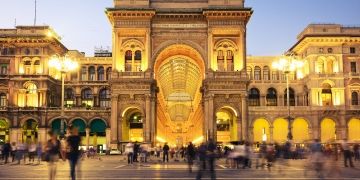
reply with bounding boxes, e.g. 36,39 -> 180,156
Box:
206,71 -> 249,80
112,71 -> 153,79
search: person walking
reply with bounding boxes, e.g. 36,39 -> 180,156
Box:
28,142 -> 36,163
67,126 -> 82,180
36,142 -> 42,164
133,141 -> 139,162
10,142 -> 16,163
207,139 -> 217,180
342,140 -> 354,167
2,141 -> 10,164
196,142 -> 207,180
46,131 -> 62,180
186,142 -> 196,173
354,144 -> 359,161
125,141 -> 134,164
163,143 -> 170,162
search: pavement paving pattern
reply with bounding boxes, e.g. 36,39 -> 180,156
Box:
0,156 -> 359,180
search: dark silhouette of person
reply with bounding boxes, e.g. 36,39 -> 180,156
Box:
163,143 -> 170,162
67,127 -> 82,180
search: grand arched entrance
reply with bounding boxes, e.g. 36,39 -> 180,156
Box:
154,44 -> 205,146
122,108 -> 144,142
22,119 -> 38,143
0,119 -> 9,143
216,107 -> 238,143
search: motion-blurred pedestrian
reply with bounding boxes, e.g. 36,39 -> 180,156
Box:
186,142 -> 196,173
46,131 -> 62,180
67,126 -> 82,180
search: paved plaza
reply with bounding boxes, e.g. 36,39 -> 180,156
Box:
0,156 -> 359,180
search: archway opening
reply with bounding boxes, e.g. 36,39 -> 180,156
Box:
122,108 -> 144,142
90,119 -> 107,153
154,44 -> 205,146
321,118 -> 336,143
22,119 -> 38,143
253,118 -> 270,143
70,119 -> 87,144
216,107 -> 237,143
273,118 -> 288,143
51,118 -> 67,135
292,118 -> 309,143
0,119 -> 9,144
348,118 -> 360,141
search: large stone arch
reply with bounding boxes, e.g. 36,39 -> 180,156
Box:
89,117 -> 109,128
151,41 -> 206,70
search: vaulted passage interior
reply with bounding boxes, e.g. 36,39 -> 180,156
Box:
155,45 -> 205,146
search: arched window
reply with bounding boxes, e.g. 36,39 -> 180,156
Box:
98,66 -> 104,81
25,82 -> 38,107
81,66 -> 87,81
64,88 -> 75,107
88,66 -> 95,81
326,59 -> 333,74
217,50 -> 225,71
272,70 -> 279,80
266,88 -> 277,106
316,59 -> 324,73
352,92 -> 358,105
249,88 -> 260,106
254,66 -> 261,80
81,88 -> 93,107
106,67 -> 112,80
125,50 -> 132,72
263,66 -> 270,80
24,60 -> 31,74
134,50 -> 142,72
284,88 -> 295,106
226,50 -> 234,71
321,83 -> 332,106
34,60 -> 41,74
0,93 -> 6,107
99,88 -> 111,108
246,66 -> 252,80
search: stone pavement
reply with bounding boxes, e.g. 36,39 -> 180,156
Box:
0,155 -> 359,179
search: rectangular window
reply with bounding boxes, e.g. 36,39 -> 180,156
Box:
0,65 -> 8,74
350,47 -> 356,54
351,62 -> 357,73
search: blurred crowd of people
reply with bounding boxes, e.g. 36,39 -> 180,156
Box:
1,136 -> 359,180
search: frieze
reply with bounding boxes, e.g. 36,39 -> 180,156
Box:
115,21 -> 151,27
209,20 -> 244,26
152,23 -> 207,29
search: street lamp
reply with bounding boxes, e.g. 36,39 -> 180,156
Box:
272,55 -> 303,141
49,54 -> 78,137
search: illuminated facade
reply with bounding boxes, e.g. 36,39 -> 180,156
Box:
0,1 -> 359,149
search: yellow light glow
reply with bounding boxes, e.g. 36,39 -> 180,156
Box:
47,31 -> 53,37
48,54 -> 78,72
156,136 -> 166,143
272,56 -> 304,73
192,136 -> 204,144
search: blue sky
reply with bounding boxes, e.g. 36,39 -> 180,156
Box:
1,0 -> 359,56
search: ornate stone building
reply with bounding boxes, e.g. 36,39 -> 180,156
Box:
0,1 -> 359,151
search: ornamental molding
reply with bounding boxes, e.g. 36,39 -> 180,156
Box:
115,20 -> 151,27
152,23 -> 207,29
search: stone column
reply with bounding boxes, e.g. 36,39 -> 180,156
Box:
237,118 -> 242,141
208,95 -> 215,141
106,128 -> 111,151
269,127 -> 274,143
241,95 -> 248,140
110,95 -> 118,147
261,95 -> 266,106
86,128 -> 90,150
38,128 -> 47,144
204,97 -> 209,141
145,94 -> 151,142
150,96 -> 156,145
10,128 -> 18,144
